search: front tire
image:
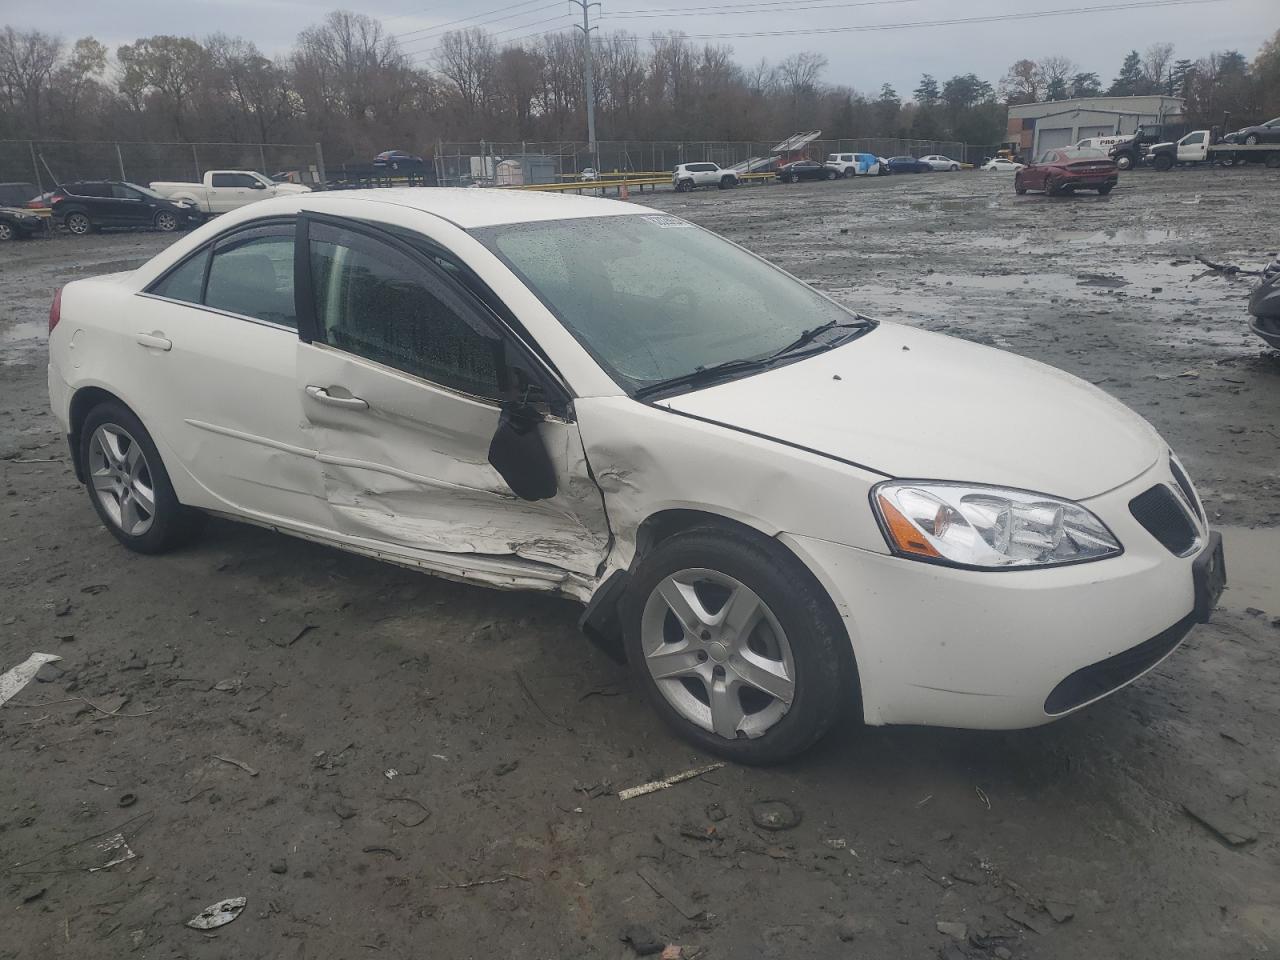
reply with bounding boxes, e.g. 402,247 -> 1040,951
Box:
1115,154 -> 1133,170
65,212 -> 91,236
154,211 -> 179,232
80,402 -> 205,554
0,222 -> 12,241
843,168 -> 855,178
1153,154 -> 1174,171
825,169 -> 837,180
1245,134 -> 1260,146
621,525 -> 853,764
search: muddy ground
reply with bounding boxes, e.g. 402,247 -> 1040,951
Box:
1,166 -> 1278,960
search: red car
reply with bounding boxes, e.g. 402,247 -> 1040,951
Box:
1014,148 -> 1119,196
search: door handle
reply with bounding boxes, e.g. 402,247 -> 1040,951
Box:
305,385 -> 369,410
135,332 -> 172,351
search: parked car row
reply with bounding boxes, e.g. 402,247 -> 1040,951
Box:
0,170 -> 310,240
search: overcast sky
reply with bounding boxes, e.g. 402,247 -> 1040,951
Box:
4,0 -> 1275,97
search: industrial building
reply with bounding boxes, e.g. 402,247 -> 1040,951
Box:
1006,95 -> 1186,156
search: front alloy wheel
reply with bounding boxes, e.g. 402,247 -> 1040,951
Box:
641,568 -> 795,741
154,211 -> 178,232
88,423 -> 156,537
0,222 -> 12,241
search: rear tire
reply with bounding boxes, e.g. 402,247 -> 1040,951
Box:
843,168 -> 855,178
80,401 -> 205,554
676,179 -> 693,193
65,212 -> 91,236
719,175 -> 735,189
1014,181 -> 1027,195
621,525 -> 854,764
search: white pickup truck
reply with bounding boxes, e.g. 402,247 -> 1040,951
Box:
149,170 -> 310,215
1148,130 -> 1280,171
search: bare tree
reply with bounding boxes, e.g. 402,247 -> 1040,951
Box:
0,27 -> 63,133
1000,59 -> 1042,103
1142,42 -> 1176,92
435,28 -> 496,125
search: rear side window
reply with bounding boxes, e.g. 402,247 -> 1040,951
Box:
211,173 -> 257,188
151,250 -> 208,304
205,234 -> 296,328
71,183 -> 109,198
308,223 -> 501,399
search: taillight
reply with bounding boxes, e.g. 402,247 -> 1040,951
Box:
49,287 -> 63,334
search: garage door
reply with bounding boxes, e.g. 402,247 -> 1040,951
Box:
1037,127 -> 1074,151
1077,125 -> 1116,141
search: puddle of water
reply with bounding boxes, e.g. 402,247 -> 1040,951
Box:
1218,526 -> 1280,613
0,319 -> 46,344
1058,227 -> 1184,245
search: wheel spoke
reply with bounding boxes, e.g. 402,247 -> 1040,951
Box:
90,469 -> 116,493
716,583 -> 764,640
130,478 -> 156,518
96,429 -> 125,469
646,643 -> 703,681
125,439 -> 143,473
708,677 -> 744,740
119,494 -> 142,535
658,577 -> 712,635
730,651 -> 795,705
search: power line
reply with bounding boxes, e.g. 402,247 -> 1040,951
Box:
392,0 -> 551,40
602,0 -> 923,17
592,0 -> 1227,40
405,13 -> 573,61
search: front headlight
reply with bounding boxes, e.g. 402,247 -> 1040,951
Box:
872,481 -> 1122,569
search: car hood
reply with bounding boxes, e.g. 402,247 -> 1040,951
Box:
657,323 -> 1162,501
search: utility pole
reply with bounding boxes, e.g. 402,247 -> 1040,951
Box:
570,0 -> 600,161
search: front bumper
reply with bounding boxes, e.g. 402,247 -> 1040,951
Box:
781,456 -> 1217,729
1250,315 -> 1280,349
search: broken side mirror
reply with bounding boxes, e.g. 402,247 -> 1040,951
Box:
487,355 -> 558,501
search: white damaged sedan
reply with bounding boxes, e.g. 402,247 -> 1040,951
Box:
47,189 -> 1225,763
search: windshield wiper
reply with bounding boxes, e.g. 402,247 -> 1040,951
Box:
634,317 -> 873,400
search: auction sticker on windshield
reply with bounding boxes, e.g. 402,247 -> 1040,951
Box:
642,215 -> 694,228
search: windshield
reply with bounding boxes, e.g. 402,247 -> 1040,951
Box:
473,214 -> 871,394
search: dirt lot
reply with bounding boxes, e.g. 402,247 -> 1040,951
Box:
2,167 -> 1279,960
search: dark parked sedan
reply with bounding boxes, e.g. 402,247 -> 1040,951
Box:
1223,117 -> 1280,145
0,206 -> 45,241
883,156 -> 932,174
373,150 -> 426,169
775,159 -> 837,183
49,181 -> 200,235
1014,148 -> 1118,196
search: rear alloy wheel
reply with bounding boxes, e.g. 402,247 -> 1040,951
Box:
622,526 -> 852,764
951,164 -> 959,171
154,211 -> 178,232
843,168 -> 855,178
719,175 -> 736,189
676,179 -> 693,193
0,222 -> 13,241
65,212 -> 91,236
81,402 -> 205,553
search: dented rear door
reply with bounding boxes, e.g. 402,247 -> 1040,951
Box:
295,218 -> 610,583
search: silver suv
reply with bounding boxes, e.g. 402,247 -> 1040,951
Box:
673,162 -> 739,192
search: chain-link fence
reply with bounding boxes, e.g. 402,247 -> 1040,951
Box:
0,140 -> 325,195
432,138 -> 990,185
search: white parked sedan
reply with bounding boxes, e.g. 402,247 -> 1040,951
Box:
981,157 -> 1026,172
47,190 -> 1224,763
920,154 -> 962,171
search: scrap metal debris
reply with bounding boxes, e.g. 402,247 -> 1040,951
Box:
88,833 -> 136,872
636,865 -> 704,920
211,755 -> 258,777
618,763 -> 724,801
0,653 -> 63,707
186,897 -> 247,930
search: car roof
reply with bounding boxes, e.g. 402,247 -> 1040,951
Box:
291,187 -> 643,228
